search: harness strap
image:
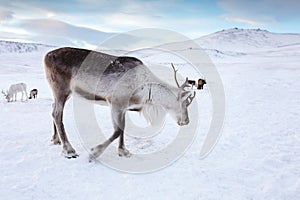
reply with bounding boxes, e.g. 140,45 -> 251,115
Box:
147,84 -> 152,103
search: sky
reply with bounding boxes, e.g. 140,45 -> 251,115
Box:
0,0 -> 299,47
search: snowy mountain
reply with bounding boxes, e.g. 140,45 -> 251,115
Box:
153,28 -> 300,59
196,28 -> 300,53
2,28 -> 300,56
0,40 -> 55,54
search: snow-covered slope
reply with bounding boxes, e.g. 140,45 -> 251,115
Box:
0,29 -> 300,199
0,40 -> 55,54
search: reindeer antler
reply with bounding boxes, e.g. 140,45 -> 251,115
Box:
1,90 -> 6,96
171,63 -> 191,90
171,63 -> 180,88
186,91 -> 196,106
180,77 -> 190,90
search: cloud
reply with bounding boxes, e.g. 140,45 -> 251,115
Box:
0,0 -> 225,42
3,0 -> 298,46
219,0 -> 300,25
17,19 -> 115,46
223,15 -> 264,26
0,10 -> 14,23
102,12 -> 162,28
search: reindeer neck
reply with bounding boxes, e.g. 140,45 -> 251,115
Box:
143,83 -> 178,107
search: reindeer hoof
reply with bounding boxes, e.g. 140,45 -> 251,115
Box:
88,154 -> 96,163
62,147 -> 78,159
118,148 -> 131,157
65,153 -> 79,159
90,145 -> 105,159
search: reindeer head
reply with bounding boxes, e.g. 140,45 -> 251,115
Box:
171,64 -> 196,126
1,90 -> 10,101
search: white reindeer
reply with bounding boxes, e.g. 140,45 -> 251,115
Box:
45,47 -> 196,159
2,83 -> 28,102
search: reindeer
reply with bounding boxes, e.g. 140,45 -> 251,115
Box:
45,47 -> 196,159
187,80 -> 196,89
29,89 -> 38,99
197,79 -> 207,90
2,83 -> 28,102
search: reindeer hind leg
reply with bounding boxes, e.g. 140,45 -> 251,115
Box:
51,121 -> 61,145
52,92 -> 78,158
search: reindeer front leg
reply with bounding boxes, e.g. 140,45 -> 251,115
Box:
90,108 -> 131,160
114,109 -> 131,157
118,123 -> 131,157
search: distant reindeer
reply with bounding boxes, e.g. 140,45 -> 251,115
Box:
197,79 -> 207,90
2,83 -> 28,102
187,80 -> 196,89
29,89 -> 38,99
45,47 -> 196,159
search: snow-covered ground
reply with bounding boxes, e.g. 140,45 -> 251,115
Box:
1,29 -> 300,199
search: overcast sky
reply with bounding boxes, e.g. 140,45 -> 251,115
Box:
0,0 -> 299,47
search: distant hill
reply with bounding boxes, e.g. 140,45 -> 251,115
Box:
2,28 -> 300,58
154,28 -> 300,58
196,28 -> 300,52
0,40 -> 55,54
